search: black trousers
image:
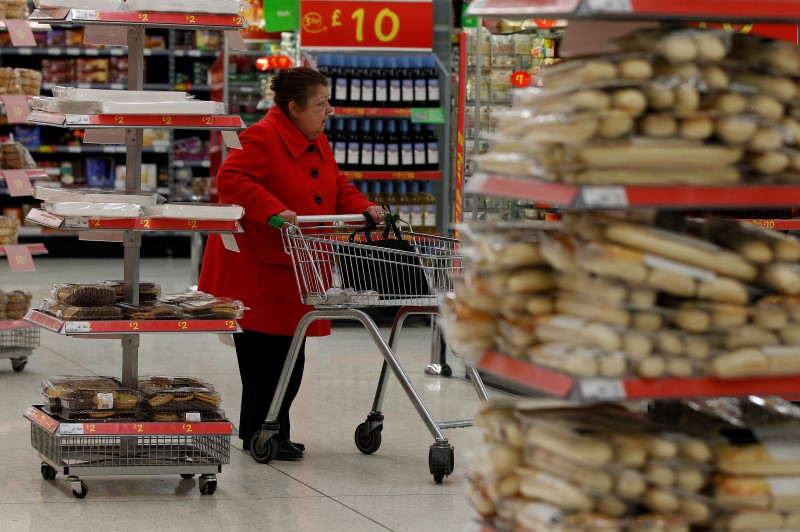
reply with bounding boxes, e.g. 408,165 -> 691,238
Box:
233,329 -> 305,443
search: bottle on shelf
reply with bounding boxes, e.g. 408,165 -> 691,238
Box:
332,54 -> 349,107
374,56 -> 388,107
360,56 -> 375,106
345,117 -> 361,170
360,119 -> 374,171
421,180 -> 436,233
424,124 -> 439,171
332,117 -> 348,168
412,56 -> 428,107
399,56 -> 415,106
411,122 -> 427,171
370,180 -> 382,205
386,119 -> 400,170
317,53 -> 333,93
422,55 -> 441,108
383,180 -> 399,216
387,56 -> 402,107
399,119 -> 414,170
373,119 -> 387,170
408,180 -> 424,229
347,55 -> 362,107
394,179 -> 411,222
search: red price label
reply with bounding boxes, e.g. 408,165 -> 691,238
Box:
4,245 -> 35,272
510,71 -> 532,88
533,19 -> 555,29
301,0 -> 433,50
692,21 -> 798,44
256,55 -> 294,71
3,169 -> 32,197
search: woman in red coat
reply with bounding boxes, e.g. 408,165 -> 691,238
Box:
199,67 -> 384,460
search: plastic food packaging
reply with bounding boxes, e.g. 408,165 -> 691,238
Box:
40,375 -> 122,412
41,298 -> 123,320
58,387 -> 140,411
43,201 -> 145,218
141,203 -> 244,220
101,280 -> 161,302
177,297 -> 245,319
125,0 -> 247,14
116,302 -> 183,319
51,283 -> 117,307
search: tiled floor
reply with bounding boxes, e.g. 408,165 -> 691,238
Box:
1,256 -> 496,531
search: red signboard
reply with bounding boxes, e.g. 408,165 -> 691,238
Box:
300,0 -> 433,50
256,55 -> 294,71
693,21 -> 798,44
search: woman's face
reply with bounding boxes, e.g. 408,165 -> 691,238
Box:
290,85 -> 334,142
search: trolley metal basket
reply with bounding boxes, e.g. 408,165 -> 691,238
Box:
0,321 -> 39,372
247,215 -> 489,483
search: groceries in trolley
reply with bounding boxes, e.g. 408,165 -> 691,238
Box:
36,283 -> 245,321
41,375 -> 225,422
478,26 -> 800,186
469,398 -> 800,531
0,289 -> 32,320
442,215 -> 800,380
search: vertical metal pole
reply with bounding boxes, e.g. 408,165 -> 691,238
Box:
472,18 -> 482,221
121,25 -> 145,388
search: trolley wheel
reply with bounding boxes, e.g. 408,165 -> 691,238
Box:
40,463 -> 56,481
11,357 -> 27,372
354,422 -> 382,454
180,473 -> 195,479
199,479 -> 217,495
429,443 -> 454,484
440,364 -> 452,377
73,481 -> 88,499
249,431 -> 277,463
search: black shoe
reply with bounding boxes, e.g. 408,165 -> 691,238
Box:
275,440 -> 303,461
290,441 -> 305,452
242,438 -> 250,452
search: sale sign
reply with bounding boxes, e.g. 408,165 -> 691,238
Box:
300,0 -> 433,50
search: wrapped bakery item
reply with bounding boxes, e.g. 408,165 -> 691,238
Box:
175,297 -> 244,319
51,283 -> 117,307
616,28 -> 732,63
40,375 -> 122,413
57,386 -> 141,421
534,315 -> 654,357
730,33 -> 800,75
43,201 -> 144,218
40,298 -> 123,320
528,343 -> 629,378
116,302 -> 183,320
5,290 -> 31,319
0,216 -> 19,245
539,54 -> 655,90
158,290 -> 217,305
16,68 -> 42,97
440,291 -> 497,362
555,271 -> 657,307
714,474 -> 800,511
710,509 -> 786,530
100,280 -> 161,303
670,301 -> 750,333
716,441 -> 800,476
1,141 -> 35,170
33,186 -> 166,206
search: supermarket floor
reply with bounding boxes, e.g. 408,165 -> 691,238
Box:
0,256 -> 496,532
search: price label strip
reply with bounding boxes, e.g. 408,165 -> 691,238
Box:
64,321 -> 92,334
578,378 -> 626,400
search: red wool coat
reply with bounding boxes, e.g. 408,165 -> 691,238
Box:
198,106 -> 374,336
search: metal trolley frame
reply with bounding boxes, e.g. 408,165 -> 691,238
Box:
0,320 -> 39,372
247,215 -> 489,483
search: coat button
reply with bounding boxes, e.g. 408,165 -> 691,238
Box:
306,145 -> 315,153
311,168 -> 318,178
314,195 -> 322,204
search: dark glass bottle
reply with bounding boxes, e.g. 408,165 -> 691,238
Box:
412,56 -> 427,107
359,119 -> 374,171
374,56 -> 388,107
347,55 -> 362,107
423,55 -> 441,108
332,117 -> 347,169
331,54 -> 349,107
411,122 -> 427,171
424,124 -> 439,171
345,118 -> 361,170
399,119 -> 414,170
385,119 -> 400,169
399,56 -> 415,106
360,56 -> 375,107
387,56 -> 402,107
372,119 -> 387,170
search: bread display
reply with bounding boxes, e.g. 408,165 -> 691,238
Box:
477,26 -> 800,187
0,216 -> 20,246
40,375 -> 122,413
52,283 -> 117,307
100,280 -> 161,303
116,302 -> 183,320
138,375 -> 223,422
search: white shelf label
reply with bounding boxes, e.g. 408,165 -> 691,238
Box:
95,392 -> 114,410
72,10 -> 99,20
85,48 -> 99,56
66,114 -> 91,125
185,412 -> 202,422
110,83 -> 124,90
67,146 -> 81,153
110,49 -> 124,56
47,47 -> 59,55
585,0 -> 632,13
18,48 -> 31,55
60,423 -> 85,435
579,378 -> 625,400
64,322 -> 92,334
581,186 -> 628,208
64,217 -> 90,228
66,48 -> 80,56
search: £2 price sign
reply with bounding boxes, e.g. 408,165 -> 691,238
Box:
300,0 -> 433,51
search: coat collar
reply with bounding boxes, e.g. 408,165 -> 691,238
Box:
265,106 -> 319,159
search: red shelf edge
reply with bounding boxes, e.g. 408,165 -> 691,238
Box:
476,350 -> 575,398
23,309 -> 241,334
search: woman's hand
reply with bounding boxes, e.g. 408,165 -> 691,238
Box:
364,205 -> 386,224
276,209 -> 298,225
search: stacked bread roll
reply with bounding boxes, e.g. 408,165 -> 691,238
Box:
0,215 -> 19,245
469,401 -> 720,531
479,27 -> 800,185
444,214 -> 800,379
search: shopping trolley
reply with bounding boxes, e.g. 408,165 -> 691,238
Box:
246,214 -> 489,483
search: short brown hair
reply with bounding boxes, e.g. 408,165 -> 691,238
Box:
270,67 -> 328,115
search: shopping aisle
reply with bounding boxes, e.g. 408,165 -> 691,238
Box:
0,257 -> 490,532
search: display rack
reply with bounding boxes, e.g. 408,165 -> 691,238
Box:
0,319 -> 39,372
21,10 -> 245,498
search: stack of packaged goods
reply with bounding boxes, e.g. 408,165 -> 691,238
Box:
469,397 -> 800,530
0,290 -> 32,320
40,375 -> 226,423
0,215 -> 19,245
444,213 -> 800,380
478,27 -> 800,186
37,282 -> 244,321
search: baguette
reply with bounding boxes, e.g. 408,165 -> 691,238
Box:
762,263 -> 800,294
666,358 -> 694,377
577,143 -> 743,168
639,113 -> 678,138
715,116 -> 758,144
748,127 -> 784,152
701,64 -> 730,89
717,443 -> 800,476
572,166 -> 740,185
747,94 -> 785,121
597,110 -> 635,139
611,88 -> 648,114
733,71 -> 797,100
644,85 -> 675,110
709,348 -> 768,378
542,60 -> 618,89
678,116 -> 714,141
525,423 -> 614,467
674,86 -> 700,114
556,295 -> 632,328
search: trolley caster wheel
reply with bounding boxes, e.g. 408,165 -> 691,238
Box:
199,477 -> 217,495
11,357 -> 27,372
354,422 -> 382,454
180,474 -> 195,479
73,481 -> 88,499
249,432 -> 277,463
40,464 -> 56,481
440,364 -> 452,377
429,443 -> 454,484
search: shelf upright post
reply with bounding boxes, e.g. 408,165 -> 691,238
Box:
121,25 -> 146,388
472,18 -> 483,221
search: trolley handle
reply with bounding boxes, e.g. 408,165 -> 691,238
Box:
269,214 -> 370,228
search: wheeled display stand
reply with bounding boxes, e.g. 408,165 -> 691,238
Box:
23,8 -> 248,498
0,319 -> 39,372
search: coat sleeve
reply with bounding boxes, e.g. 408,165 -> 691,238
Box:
216,122 -> 287,224
334,169 -> 376,215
